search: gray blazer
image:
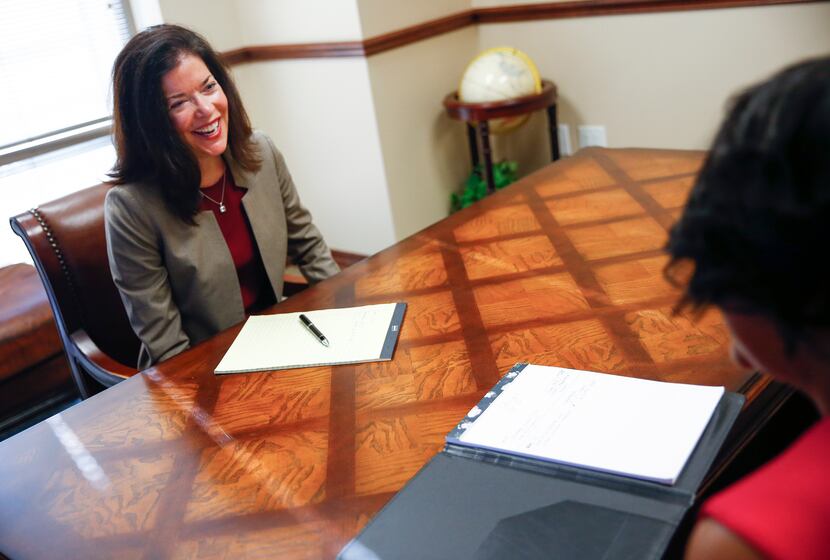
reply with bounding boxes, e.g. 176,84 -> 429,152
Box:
105,132 -> 339,369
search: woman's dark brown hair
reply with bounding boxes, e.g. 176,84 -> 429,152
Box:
109,24 -> 261,222
665,57 -> 830,352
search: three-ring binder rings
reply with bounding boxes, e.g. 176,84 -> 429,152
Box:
214,302 -> 406,374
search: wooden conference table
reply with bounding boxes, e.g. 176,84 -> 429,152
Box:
0,148 -> 788,559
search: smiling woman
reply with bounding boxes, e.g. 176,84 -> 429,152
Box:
105,24 -> 340,369
162,53 -> 230,185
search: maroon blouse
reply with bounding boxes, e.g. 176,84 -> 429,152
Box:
198,171 -> 276,313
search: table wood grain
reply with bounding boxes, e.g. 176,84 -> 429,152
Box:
0,148 -> 782,559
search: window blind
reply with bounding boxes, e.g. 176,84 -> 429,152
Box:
0,0 -> 132,151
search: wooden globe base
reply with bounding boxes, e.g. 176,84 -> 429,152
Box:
444,79 -> 560,194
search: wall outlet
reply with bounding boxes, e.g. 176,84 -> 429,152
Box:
578,125 -> 608,148
557,124 -> 573,156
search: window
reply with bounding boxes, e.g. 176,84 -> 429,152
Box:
0,0 -> 134,267
0,0 -> 132,158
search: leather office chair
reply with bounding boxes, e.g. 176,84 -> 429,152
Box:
10,183 -> 140,398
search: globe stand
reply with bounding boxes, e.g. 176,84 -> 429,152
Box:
443,79 -> 560,194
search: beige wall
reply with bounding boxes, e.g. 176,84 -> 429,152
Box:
473,0 -> 570,5
235,0 -> 363,43
158,0 -> 242,50
153,1 -> 830,256
233,58 -> 396,254
366,26 -> 479,240
357,0 -> 469,37
479,3 -> 830,176
358,0 -> 478,240
159,0 -> 363,46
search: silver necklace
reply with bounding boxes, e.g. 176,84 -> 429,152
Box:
201,170 -> 227,213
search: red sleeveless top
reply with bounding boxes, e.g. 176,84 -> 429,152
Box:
701,417 -> 830,559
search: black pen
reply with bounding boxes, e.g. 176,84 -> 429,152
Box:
299,314 -> 330,347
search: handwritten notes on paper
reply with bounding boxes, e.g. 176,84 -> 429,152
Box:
447,364 -> 724,484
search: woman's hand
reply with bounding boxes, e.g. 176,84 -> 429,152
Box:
685,518 -> 764,560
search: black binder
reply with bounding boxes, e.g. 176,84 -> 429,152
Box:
339,365 -> 744,560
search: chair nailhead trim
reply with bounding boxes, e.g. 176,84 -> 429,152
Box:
30,208 -> 81,311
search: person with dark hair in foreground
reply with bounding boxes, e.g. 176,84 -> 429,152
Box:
106,25 -> 339,369
666,57 -> 830,560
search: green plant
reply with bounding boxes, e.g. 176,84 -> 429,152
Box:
450,160 -> 518,212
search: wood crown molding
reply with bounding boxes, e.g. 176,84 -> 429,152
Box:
222,0 -> 823,64
363,10 -> 474,56
474,0 -> 823,23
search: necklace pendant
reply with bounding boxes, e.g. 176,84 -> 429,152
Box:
219,203 -> 227,213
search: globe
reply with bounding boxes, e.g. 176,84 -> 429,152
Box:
459,47 -> 542,134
